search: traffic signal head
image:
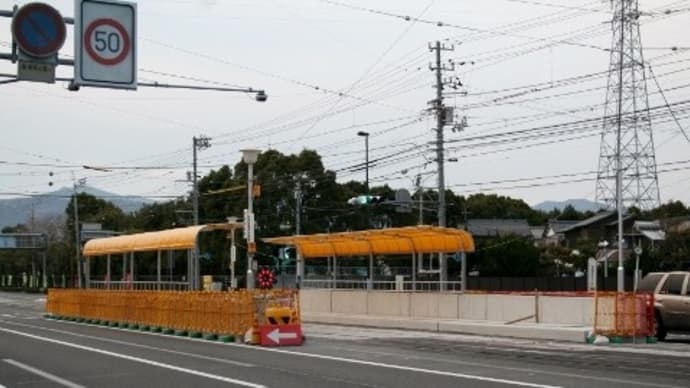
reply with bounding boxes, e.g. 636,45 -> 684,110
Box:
347,195 -> 384,205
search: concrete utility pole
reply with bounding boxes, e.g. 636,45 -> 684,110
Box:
429,40 -> 454,290
429,41 -> 454,228
295,180 -> 302,235
192,135 -> 211,225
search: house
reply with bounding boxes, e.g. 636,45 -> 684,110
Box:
547,211 -> 665,252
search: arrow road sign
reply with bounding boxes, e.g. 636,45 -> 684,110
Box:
259,324 -> 304,347
267,329 -> 297,343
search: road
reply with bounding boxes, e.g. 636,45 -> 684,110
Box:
0,291 -> 689,388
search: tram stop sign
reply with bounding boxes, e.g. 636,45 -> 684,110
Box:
11,2 -> 67,83
74,0 -> 137,89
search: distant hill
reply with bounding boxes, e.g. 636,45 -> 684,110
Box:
0,186 -> 151,229
532,198 -> 605,213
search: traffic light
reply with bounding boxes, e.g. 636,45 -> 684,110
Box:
347,195 -> 385,205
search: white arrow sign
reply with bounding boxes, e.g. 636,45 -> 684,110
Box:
266,328 -> 298,344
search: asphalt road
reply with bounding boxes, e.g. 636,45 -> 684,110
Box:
1,291 -> 689,388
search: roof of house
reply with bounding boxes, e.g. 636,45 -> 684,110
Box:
463,219 -> 532,238
633,220 -> 666,241
548,220 -> 580,234
559,210 -> 616,233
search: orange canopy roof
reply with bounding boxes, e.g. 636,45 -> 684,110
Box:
83,223 -> 243,257
263,225 -> 474,258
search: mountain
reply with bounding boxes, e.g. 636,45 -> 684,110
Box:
0,186 -> 152,229
532,198 -> 605,213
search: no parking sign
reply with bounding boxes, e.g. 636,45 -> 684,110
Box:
74,0 -> 137,89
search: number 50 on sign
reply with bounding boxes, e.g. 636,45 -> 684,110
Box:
74,0 -> 137,89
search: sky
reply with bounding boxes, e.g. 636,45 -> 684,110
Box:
1,0 -> 690,210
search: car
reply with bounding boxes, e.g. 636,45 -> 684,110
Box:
637,271 -> 690,340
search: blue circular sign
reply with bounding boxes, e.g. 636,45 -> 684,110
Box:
11,3 -> 66,58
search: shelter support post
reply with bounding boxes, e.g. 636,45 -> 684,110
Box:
439,253 -> 447,291
368,253 -> 373,290
130,252 -> 134,286
85,258 -> 90,288
106,254 -> 111,290
411,252 -> 416,291
460,252 -> 466,293
193,245 -> 200,290
187,249 -> 191,290
333,256 -> 338,289
157,250 -> 161,291
296,251 -> 304,289
168,250 -> 173,287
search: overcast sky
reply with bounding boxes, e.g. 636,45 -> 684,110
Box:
1,0 -> 689,209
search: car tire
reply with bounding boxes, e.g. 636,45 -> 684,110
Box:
655,311 -> 667,341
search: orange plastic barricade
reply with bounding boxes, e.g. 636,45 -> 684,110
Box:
594,291 -> 655,338
45,289 -> 301,340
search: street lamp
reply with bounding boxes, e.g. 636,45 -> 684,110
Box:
241,149 -> 261,289
597,240 -> 610,278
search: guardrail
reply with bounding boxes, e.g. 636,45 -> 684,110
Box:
88,281 -> 190,291
301,279 -> 464,292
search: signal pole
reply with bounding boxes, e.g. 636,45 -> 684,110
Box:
429,41 -> 454,290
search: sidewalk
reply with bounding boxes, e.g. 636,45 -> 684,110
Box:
303,312 -> 591,343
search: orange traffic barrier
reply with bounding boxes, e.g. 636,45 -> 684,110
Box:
46,288 -> 300,337
594,291 -> 655,338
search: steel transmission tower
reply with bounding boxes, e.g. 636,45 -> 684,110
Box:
596,0 -> 660,211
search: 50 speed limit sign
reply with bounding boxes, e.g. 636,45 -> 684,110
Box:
74,0 -> 137,89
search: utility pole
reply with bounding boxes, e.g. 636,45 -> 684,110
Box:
429,41 -> 454,228
429,40 -> 454,290
192,135 -> 211,225
295,180 -> 302,235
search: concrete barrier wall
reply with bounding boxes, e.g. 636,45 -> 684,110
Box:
367,292 -> 410,316
539,296 -> 593,325
300,289 -> 332,313
458,294 -> 488,320
300,289 -> 593,326
331,290 -> 368,315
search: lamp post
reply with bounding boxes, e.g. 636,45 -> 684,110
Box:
241,149 -> 261,289
598,240 -> 609,278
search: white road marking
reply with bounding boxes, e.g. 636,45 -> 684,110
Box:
229,343 -> 561,388
0,327 -> 265,388
3,359 -> 86,388
3,320 -> 254,368
322,343 -> 687,388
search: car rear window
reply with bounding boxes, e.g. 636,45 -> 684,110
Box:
638,274 -> 663,292
660,274 -> 686,295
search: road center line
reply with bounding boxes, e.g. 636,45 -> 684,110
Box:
3,359 -> 86,388
0,327 -> 265,388
2,320 -> 254,368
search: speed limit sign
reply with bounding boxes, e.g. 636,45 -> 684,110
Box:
74,0 -> 137,89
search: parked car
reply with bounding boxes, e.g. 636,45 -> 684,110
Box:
637,271 -> 690,340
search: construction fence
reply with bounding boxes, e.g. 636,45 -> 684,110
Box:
593,291 -> 655,338
46,289 -> 300,337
